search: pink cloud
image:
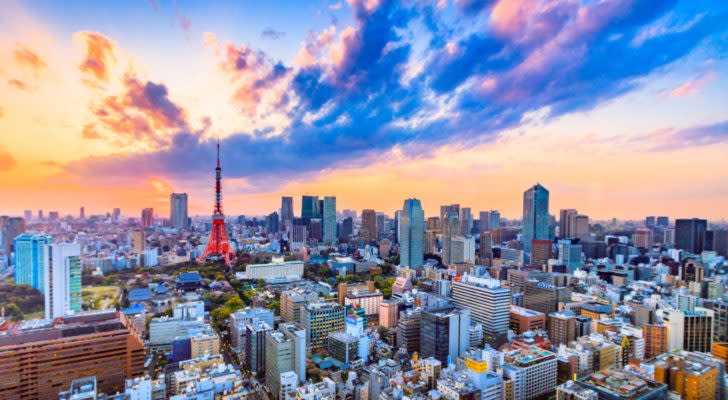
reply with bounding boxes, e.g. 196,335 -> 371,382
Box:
0,147 -> 16,171
74,31 -> 116,84
669,71 -> 715,98
13,46 -> 47,78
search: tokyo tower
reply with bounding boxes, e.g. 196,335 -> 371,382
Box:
199,141 -> 235,265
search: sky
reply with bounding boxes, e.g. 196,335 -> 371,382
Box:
1,0 -> 727,221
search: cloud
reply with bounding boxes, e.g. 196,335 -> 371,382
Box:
7,79 -> 29,91
261,27 -> 285,40
74,31 -> 116,84
13,46 -> 47,78
0,147 -> 16,172
640,120 -> 728,152
669,71 -> 716,98
62,0 -> 727,193
177,14 -> 192,34
0,105 -> 3,119
330,2 -> 343,10
88,75 -> 189,147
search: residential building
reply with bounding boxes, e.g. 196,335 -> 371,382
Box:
44,242 -> 82,319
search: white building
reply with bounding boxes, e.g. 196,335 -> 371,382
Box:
44,243 -> 82,319
237,259 -> 304,282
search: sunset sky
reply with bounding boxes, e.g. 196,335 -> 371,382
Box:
1,0 -> 727,220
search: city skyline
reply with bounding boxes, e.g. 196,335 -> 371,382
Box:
2,0 -> 728,219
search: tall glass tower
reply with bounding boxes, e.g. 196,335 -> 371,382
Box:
522,183 -> 549,254
13,233 -> 51,293
400,198 -> 425,267
323,196 -> 337,244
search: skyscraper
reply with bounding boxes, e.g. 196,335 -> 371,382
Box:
440,204 -> 460,225
301,195 -> 320,222
13,233 -> 51,292
399,198 -> 424,268
420,307 -> 471,364
141,208 -> 154,228
460,207 -> 473,235
558,209 -> 577,239
44,243 -> 82,319
361,209 -> 377,242
441,212 -> 460,266
281,196 -> 294,226
522,183 -> 549,253
675,218 -> 708,254
1,216 -> 26,255
170,193 -> 189,229
323,196 -> 337,244
79,207 -> 85,219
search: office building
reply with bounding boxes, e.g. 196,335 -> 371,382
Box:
523,281 -> 570,316
675,218 -> 708,254
558,240 -> 583,273
345,290 -> 383,315
633,228 -> 653,248
645,351 -> 723,400
361,209 -> 377,242
1,216 -> 25,256
170,193 -> 189,229
265,324 -> 306,398
280,288 -> 319,324
379,299 -> 400,328
510,306 -> 546,334
0,311 -> 144,399
577,368 -> 667,400
399,198 -> 425,268
141,208 -> 153,228
549,311 -> 578,346
44,243 -> 82,319
522,184 -> 550,254
301,195 -> 320,221
530,239 -> 552,267
460,207 -> 473,235
420,307 -> 470,364
559,209 -> 578,239
452,275 -> 510,342
642,324 -> 668,359
132,230 -> 146,254
663,308 -> 714,352
397,309 -> 422,354
301,302 -> 345,351
13,233 -> 51,292
441,212 -> 460,266
238,259 -> 304,282
244,321 -> 272,377
503,346 -> 558,400
323,196 -> 336,244
281,196 -> 294,226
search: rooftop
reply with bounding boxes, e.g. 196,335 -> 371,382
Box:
579,368 -> 666,400
504,345 -> 556,367
0,311 -> 130,347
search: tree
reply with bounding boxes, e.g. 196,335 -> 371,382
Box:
4,303 -> 22,321
256,279 -> 267,288
224,294 -> 244,312
211,307 -> 232,330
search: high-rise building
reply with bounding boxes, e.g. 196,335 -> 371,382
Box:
1,216 -> 26,255
663,308 -> 714,353
13,233 -> 51,292
530,239 -> 552,267
647,351 -> 724,400
141,208 -> 153,228
44,243 -> 82,319
23,210 -> 32,222
633,228 -> 653,248
379,299 -> 400,329
244,321 -> 273,377
440,204 -> 460,226
450,236 -> 476,264
558,240 -> 583,273
79,207 -> 85,219
170,193 -> 189,229
264,323 -> 306,399
281,196 -> 294,226
503,346 -> 558,400
301,195 -> 320,222
427,216 -> 441,231
656,216 -> 669,227
441,213 -> 460,266
510,306 -> 546,334
452,275 -> 510,343
361,209 -> 377,242
341,217 -> 353,238
675,218 -> 708,254
301,303 -> 345,351
132,230 -> 146,254
266,212 -> 280,233
323,196 -> 337,244
0,311 -> 144,399
642,324 -> 668,359
280,288 -> 319,324
420,307 -> 471,364
645,216 -> 656,228
397,309 -> 422,354
460,207 -> 473,235
559,209 -> 578,239
523,184 -> 549,254
399,199 -> 424,267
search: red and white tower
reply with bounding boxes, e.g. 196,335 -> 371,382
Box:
199,141 -> 235,265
